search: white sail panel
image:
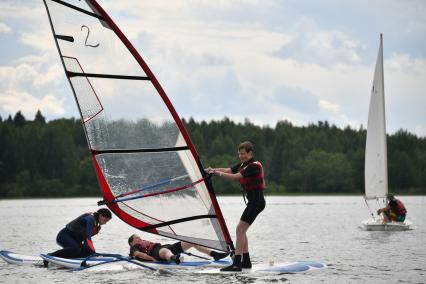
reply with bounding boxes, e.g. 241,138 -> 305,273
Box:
44,0 -> 233,252
364,35 -> 388,199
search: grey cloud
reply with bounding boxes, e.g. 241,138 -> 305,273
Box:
271,17 -> 362,67
273,85 -> 319,114
172,67 -> 242,117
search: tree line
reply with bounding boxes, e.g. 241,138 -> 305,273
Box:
0,111 -> 425,198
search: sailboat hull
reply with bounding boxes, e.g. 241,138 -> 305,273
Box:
361,218 -> 412,231
361,35 -> 413,232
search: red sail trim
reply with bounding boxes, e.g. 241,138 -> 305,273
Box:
63,56 -> 104,124
92,155 -> 159,234
89,0 -> 234,249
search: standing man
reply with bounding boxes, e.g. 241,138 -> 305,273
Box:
207,141 -> 266,271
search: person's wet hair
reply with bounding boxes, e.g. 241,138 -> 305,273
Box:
238,141 -> 254,153
128,234 -> 137,246
94,208 -> 112,222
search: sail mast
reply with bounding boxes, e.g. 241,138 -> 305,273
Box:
380,34 -> 388,190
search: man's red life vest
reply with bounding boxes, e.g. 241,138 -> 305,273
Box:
391,199 -> 407,216
92,225 -> 100,236
133,240 -> 157,255
238,161 -> 266,191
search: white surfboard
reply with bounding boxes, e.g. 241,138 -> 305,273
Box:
0,250 -> 43,266
40,253 -> 120,268
197,260 -> 327,274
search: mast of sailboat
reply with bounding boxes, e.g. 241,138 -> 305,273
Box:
379,33 -> 388,190
364,33 -> 388,218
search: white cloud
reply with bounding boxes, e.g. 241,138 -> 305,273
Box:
0,90 -> 65,118
414,124 -> 426,136
319,100 -> 340,114
387,53 -> 426,76
0,22 -> 11,33
0,61 -> 63,93
0,1 -> 52,53
0,1 -> 42,21
20,30 -> 56,52
385,53 -> 426,135
0,55 -> 69,120
272,17 -> 363,67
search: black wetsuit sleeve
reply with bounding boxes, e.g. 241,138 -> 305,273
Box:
231,163 -> 240,174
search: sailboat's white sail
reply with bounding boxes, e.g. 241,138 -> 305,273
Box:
364,34 -> 388,200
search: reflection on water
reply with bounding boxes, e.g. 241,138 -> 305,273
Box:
0,196 -> 425,283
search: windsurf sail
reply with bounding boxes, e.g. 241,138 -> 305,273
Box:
365,34 -> 388,201
44,0 -> 234,252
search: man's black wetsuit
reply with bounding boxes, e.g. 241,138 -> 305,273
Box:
231,158 -> 266,224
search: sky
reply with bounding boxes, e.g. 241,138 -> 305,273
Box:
0,0 -> 425,136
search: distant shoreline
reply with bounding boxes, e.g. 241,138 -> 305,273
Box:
1,193 -> 425,200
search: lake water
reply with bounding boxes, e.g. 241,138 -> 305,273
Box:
0,196 -> 425,283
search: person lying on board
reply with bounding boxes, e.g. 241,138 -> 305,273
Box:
206,141 -> 266,271
43,208 -> 112,267
128,234 -> 229,264
377,193 -> 407,223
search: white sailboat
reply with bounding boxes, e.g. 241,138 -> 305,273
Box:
361,34 -> 411,231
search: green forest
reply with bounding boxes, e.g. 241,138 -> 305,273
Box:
0,110 -> 425,198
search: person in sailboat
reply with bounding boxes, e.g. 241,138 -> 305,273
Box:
206,141 -> 266,271
43,208 -> 112,267
128,234 -> 229,264
377,193 -> 407,222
